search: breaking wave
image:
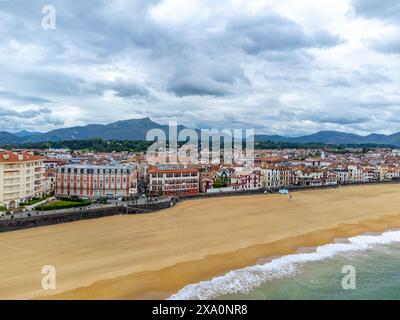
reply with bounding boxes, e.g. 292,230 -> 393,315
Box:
169,230 -> 400,300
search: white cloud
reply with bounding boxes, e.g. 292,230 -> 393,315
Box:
0,0 -> 399,136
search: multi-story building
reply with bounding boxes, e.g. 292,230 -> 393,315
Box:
261,167 -> 291,190
0,151 -> 47,209
348,165 -> 363,183
148,167 -> 199,196
55,164 -> 139,198
44,171 -> 56,195
361,167 -> 375,182
278,167 -> 291,187
322,170 -> 338,186
377,166 -> 389,181
44,148 -> 72,160
305,158 -> 322,168
295,168 -> 325,187
43,158 -> 67,170
231,170 -> 262,191
200,175 -> 214,193
335,169 -> 350,184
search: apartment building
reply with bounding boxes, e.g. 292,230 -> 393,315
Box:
44,148 -> 72,160
44,171 -> 56,195
386,167 -> 400,180
261,167 -> 291,190
55,164 -> 139,198
43,158 -> 67,170
231,170 -> 262,191
322,170 -> 338,186
348,165 -> 363,183
295,168 -> 325,186
148,167 -> 199,196
0,151 -> 46,209
335,169 -> 350,184
377,166 -> 389,181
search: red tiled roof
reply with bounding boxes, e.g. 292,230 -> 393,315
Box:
0,151 -> 44,163
255,157 -> 284,162
148,168 -> 199,174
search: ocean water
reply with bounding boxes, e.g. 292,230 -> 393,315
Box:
169,230 -> 400,300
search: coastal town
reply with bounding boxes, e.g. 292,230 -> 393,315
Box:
4,0 -> 400,304
1,146 -> 400,215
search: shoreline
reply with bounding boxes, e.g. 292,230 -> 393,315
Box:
44,213 -> 400,300
1,184 -> 400,300
2,180 -> 399,234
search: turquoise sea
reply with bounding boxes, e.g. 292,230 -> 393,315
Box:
169,230 -> 400,300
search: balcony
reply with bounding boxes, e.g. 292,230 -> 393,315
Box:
3,171 -> 20,178
4,195 -> 20,201
4,183 -> 19,191
3,164 -> 19,170
3,180 -> 20,187
3,189 -> 20,197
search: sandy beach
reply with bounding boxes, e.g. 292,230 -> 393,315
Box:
1,184 -> 400,300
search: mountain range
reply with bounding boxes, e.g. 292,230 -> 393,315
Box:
255,131 -> 400,146
0,118 -> 185,145
1,118 -> 400,146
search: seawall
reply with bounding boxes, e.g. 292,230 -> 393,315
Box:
0,199 -> 178,233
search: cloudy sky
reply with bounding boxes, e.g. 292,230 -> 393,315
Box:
0,0 -> 400,136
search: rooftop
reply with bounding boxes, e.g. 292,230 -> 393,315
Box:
148,168 -> 199,174
0,151 -> 44,163
61,164 -> 137,170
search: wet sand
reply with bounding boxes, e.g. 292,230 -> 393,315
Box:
1,184 -> 400,300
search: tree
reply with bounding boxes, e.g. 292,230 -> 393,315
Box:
213,178 -> 223,188
213,176 -> 229,188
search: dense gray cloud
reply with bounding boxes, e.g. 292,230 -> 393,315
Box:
352,0 -> 400,22
0,107 -> 51,118
225,14 -> 342,54
0,0 -> 399,135
91,79 -> 150,98
167,53 -> 250,97
326,68 -> 393,88
352,0 -> 400,55
111,80 -> 150,98
369,37 -> 400,54
168,76 -> 232,97
0,91 -> 52,104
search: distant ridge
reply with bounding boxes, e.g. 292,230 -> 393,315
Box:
255,131 -> 400,146
0,131 -> 22,144
1,118 -> 400,146
14,130 -> 41,138
20,118 -> 186,143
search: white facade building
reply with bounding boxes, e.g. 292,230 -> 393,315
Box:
0,151 -> 47,209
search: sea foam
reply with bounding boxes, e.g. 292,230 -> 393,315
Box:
169,230 -> 400,300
